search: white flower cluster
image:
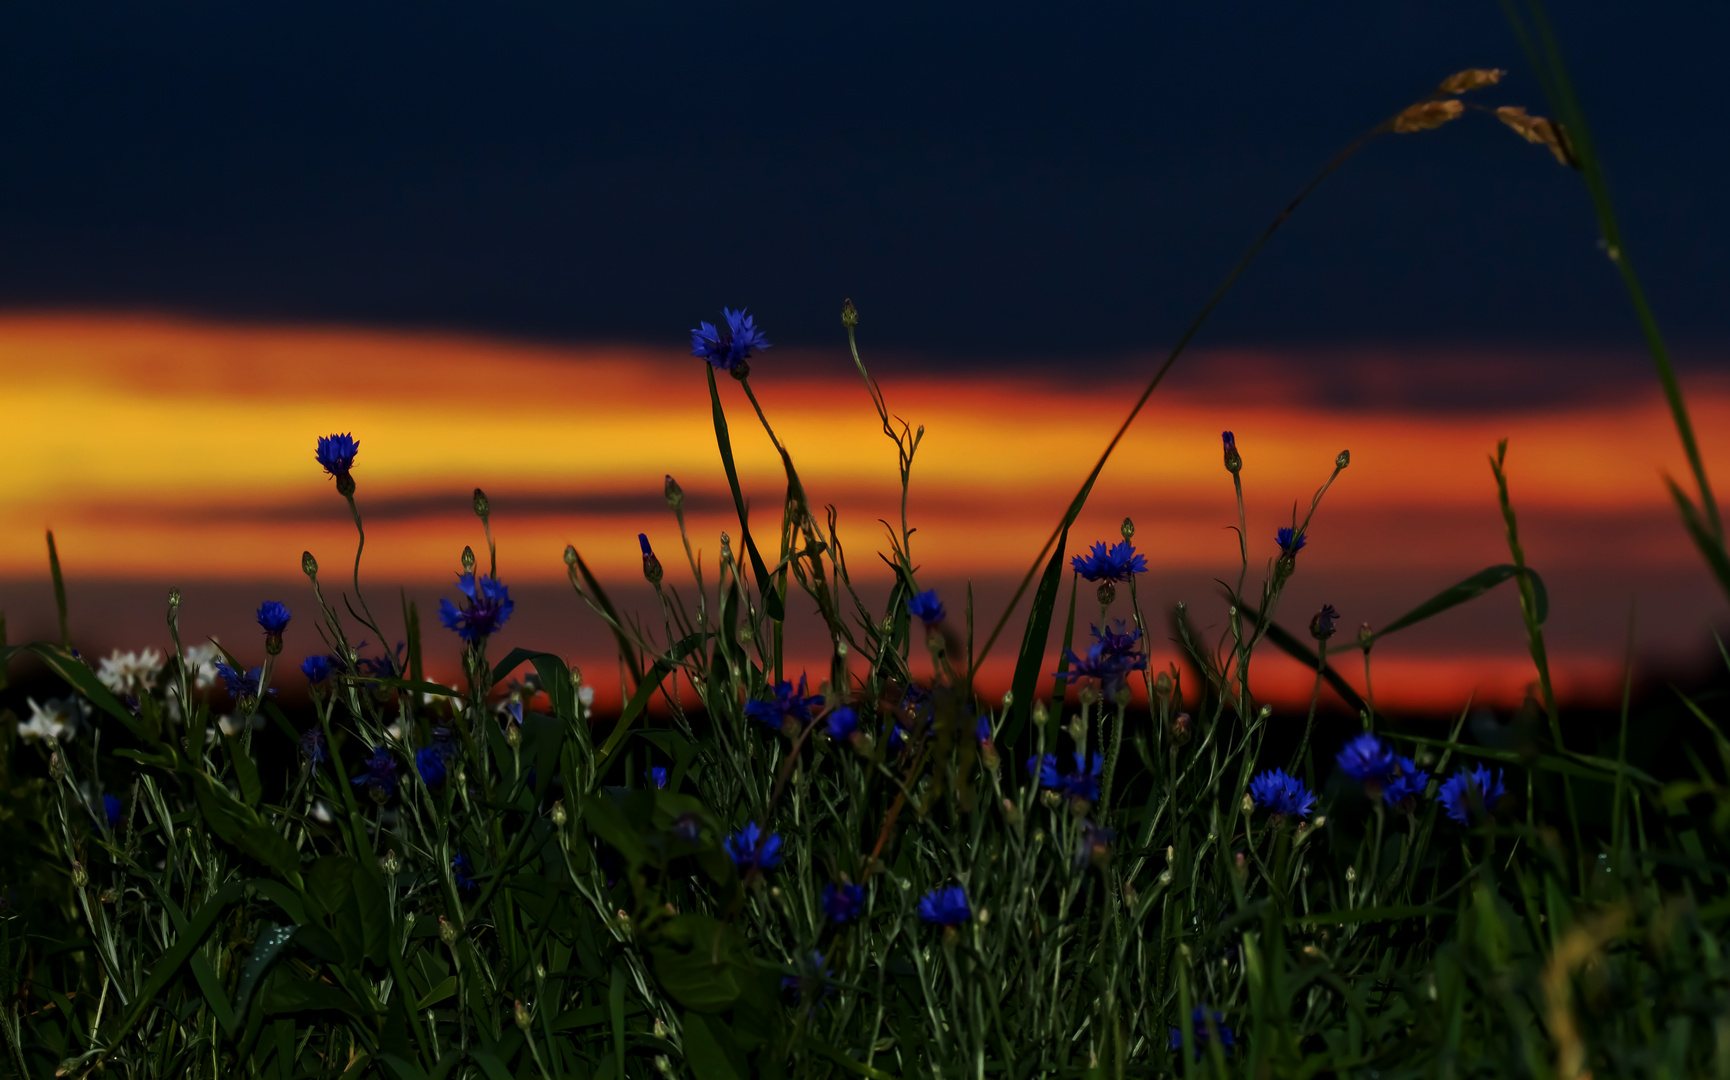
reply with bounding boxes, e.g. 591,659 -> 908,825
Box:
96,648 -> 166,694
18,697 -> 90,743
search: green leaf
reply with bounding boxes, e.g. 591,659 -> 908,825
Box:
415,976 -> 458,1010
107,880 -> 251,1044
566,543 -> 647,686
190,952 -> 240,1035
262,970 -> 366,1016
681,1011 -> 746,1080
580,794 -> 651,867
192,775 -> 303,884
1002,523 -> 1068,749
221,729 -> 263,807
1356,564 -> 1547,650
611,961 -> 629,1079
466,1049 -> 514,1080
706,364 -> 785,622
650,914 -> 751,1012
1667,476 -> 1730,605
375,1053 -> 430,1080
232,924 -> 297,1019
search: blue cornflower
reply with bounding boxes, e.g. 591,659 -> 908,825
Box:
1249,768 -> 1316,819
315,433 -> 359,489
906,589 -> 945,626
975,715 -> 993,745
416,746 -> 447,788
1438,764 -> 1506,825
439,574 -> 515,643
724,822 -> 783,872
647,766 -> 668,789
102,794 -> 122,828
300,728 -> 329,768
452,852 -> 479,892
690,308 -> 771,372
213,660 -> 264,701
1310,603 -> 1340,640
823,881 -> 866,923
1276,527 -> 1307,559
1169,1007 -> 1235,1058
1382,755 -> 1431,810
887,725 -> 909,755
825,706 -> 860,740
1335,733 -> 1395,783
1029,752 -> 1105,804
256,601 -> 291,636
301,655 -> 333,683
781,951 -> 833,999
917,885 -> 970,927
1222,430 -> 1242,473
351,746 -> 397,797
744,676 -> 823,732
1056,622 -> 1148,698
1070,540 -> 1147,583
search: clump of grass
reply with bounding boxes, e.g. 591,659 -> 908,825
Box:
2,7 -> 1729,1078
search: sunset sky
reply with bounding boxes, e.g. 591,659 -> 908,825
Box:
0,3 -> 1726,714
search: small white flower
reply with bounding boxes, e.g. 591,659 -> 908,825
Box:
182,643 -> 221,690
577,685 -> 596,708
19,697 -> 87,742
311,799 -> 334,823
96,649 -> 165,694
217,713 -> 265,737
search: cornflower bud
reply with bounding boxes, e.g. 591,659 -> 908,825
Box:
1001,689 -> 1013,709
563,544 -> 578,568
664,475 -> 683,511
439,916 -> 458,945
1309,604 -> 1339,642
841,298 -> 858,328
99,888 -> 117,904
506,720 -> 522,749
654,1055 -> 674,1077
1120,517 -> 1135,541
1002,798 -> 1021,827
1358,623 -> 1375,652
551,800 -> 567,826
1222,430 -> 1243,474
639,534 -> 663,586
1096,581 -> 1116,606
48,752 -> 64,782
1171,712 -> 1192,745
1335,449 -> 1351,470
302,551 -> 318,578
461,546 -> 477,574
70,862 -> 88,889
168,587 -> 181,611
381,850 -> 401,875
473,488 -> 490,520
1032,699 -> 1049,727
653,1018 -> 669,1039
536,962 -> 546,980
513,1000 -> 531,1031
1040,790 -> 1062,810
1345,865 -> 1357,883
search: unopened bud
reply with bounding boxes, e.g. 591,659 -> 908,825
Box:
439,916 -> 458,945
1096,581 -> 1116,606
639,534 -> 663,586
461,546 -> 477,574
563,544 -> 578,568
1002,798 -> 1021,827
301,551 -> 318,577
70,862 -> 88,889
1040,790 -> 1062,810
513,1000 -> 531,1031
1120,517 -> 1135,541
1171,712 -> 1192,745
1032,829 -> 1045,847
664,475 -> 683,511
1309,604 -> 1339,642
1335,449 -> 1350,470
48,752 -> 64,782
1345,865 -> 1357,883
551,800 -> 567,826
653,1017 -> 668,1039
381,850 -> 401,875
841,298 -> 858,328
168,587 -> 182,610
1222,430 -> 1243,475
536,962 -> 546,980
1358,623 -> 1375,651
505,721 -> 522,749
1001,689 -> 1013,709
471,490 -> 490,522
99,888 -> 117,904
1242,793 -> 1254,813
1032,700 -> 1049,727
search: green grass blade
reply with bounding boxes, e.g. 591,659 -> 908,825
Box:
1003,524 -> 1069,748
706,365 -> 785,622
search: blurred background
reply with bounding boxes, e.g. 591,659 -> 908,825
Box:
2,2 -> 1727,713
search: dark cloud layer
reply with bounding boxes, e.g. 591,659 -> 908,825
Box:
0,2 -> 1723,365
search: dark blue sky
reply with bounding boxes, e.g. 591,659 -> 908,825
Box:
0,2 -> 1722,365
